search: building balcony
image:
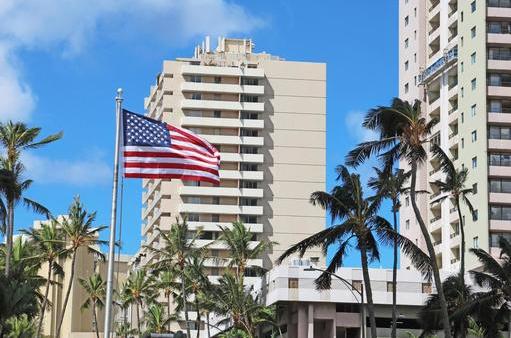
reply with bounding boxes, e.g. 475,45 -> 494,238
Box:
448,133 -> 459,148
449,210 -> 459,222
219,170 -> 264,181
490,192 -> 511,204
181,116 -> 264,129
488,5 -> 511,18
181,99 -> 264,112
450,233 -> 460,247
489,165 -> 511,177
430,216 -> 442,232
181,82 -> 264,95
178,203 -> 264,215
448,84 -> 458,99
220,153 -> 264,163
179,186 -> 263,198
203,257 -> 263,268
428,97 -> 441,113
489,138 -> 511,151
202,134 -> 264,147
488,112 -> 511,124
187,221 -> 263,233
490,219 -> 511,231
488,33 -> 511,45
181,65 -> 264,78
488,86 -> 511,98
194,239 -> 261,250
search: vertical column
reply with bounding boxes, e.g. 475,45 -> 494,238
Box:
307,303 -> 314,337
297,304 -> 308,338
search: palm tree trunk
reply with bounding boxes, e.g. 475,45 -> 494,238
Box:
456,196 -> 467,338
168,294 -> 172,332
93,302 -> 100,338
359,243 -> 377,338
195,298 -> 201,338
181,270 -> 192,338
410,161 -> 451,338
4,200 -> 14,277
56,250 -> 78,338
37,261 -> 53,337
391,201 -> 398,338
206,311 -> 211,338
136,302 -> 141,334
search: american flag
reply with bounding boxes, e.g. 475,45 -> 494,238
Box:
122,109 -> 220,184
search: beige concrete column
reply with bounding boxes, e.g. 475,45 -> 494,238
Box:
307,303 -> 314,337
297,304 -> 308,338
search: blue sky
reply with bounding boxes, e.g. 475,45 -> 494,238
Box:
1,0 -> 398,268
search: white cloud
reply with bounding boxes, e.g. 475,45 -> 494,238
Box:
0,0 -> 262,122
22,152 -> 111,186
345,111 -> 378,143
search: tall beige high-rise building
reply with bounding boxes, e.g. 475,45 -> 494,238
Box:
133,37 -> 326,331
399,0 -> 511,272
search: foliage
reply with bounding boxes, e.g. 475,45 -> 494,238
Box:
145,302 -> 171,334
5,315 -> 36,338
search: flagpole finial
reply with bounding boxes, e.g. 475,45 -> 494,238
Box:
116,88 -> 123,100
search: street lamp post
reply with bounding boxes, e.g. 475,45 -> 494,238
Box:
304,266 -> 365,338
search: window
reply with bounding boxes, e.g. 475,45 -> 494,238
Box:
414,53 -> 417,62
461,36 -> 464,47
461,87 -> 464,97
490,153 -> 511,166
405,38 -> 409,48
490,126 -> 511,139
471,78 -> 477,90
188,213 -> 200,222
213,110 -> 221,118
214,76 -> 221,84
422,283 -> 432,293
461,112 -> 464,123
212,196 -> 220,205
405,16 -> 409,26
473,236 -> 479,248
461,62 -> 464,72
242,78 -> 259,86
387,282 -> 395,292
472,209 -> 479,221
471,52 -> 476,64
414,8 -> 417,17
241,129 -> 258,137
461,11 -> 464,22
471,26 -> 476,38
461,138 -> 465,148
471,104 -> 477,116
241,163 -> 258,171
471,1 -> 476,12
490,179 -> 511,193
352,280 -> 363,292
242,181 -> 258,189
472,157 -> 477,168
489,100 -> 503,113
406,219 -> 410,230
288,278 -> 299,289
211,214 -> 219,222
191,93 -> 201,100
414,30 -> 417,40
240,146 -> 258,154
211,267 -> 219,276
190,75 -> 202,83
405,83 -> 409,93
473,183 -> 478,194
405,60 -> 409,71
405,197 -> 410,207
471,130 -> 477,142
241,95 -> 258,103
240,215 -> 258,223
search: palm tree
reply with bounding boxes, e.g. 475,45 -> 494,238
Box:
277,165 -> 431,338
79,273 -> 106,338
145,302 -> 171,334
21,220 -> 67,337
346,98 -> 451,337
155,269 -> 177,332
0,159 -> 50,277
5,314 -> 36,338
368,167 -> 410,338
55,197 -> 107,338
465,236 -> 511,337
144,217 -> 201,338
0,121 -> 62,277
430,145 -> 474,281
218,221 -> 274,280
124,269 -> 156,334
115,322 -> 137,338
115,281 -> 133,328
210,271 -> 275,338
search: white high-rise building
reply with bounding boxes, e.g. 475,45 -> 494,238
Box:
399,0 -> 511,272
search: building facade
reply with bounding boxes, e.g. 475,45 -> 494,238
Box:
261,263 -> 435,338
136,37 -> 326,274
398,0 -> 511,271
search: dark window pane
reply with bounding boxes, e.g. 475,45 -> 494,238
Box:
491,205 -> 502,219
503,181 -> 511,193
491,180 -> 502,192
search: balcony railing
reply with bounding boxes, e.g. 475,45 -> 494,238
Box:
429,1 -> 440,12
449,132 -> 458,139
449,106 -> 458,114
429,168 -> 440,175
488,107 -> 511,114
419,47 -> 458,84
451,258 -> 460,264
488,0 -> 511,8
430,216 -> 441,224
450,207 -> 458,214
433,240 -> 442,246
450,231 -> 460,239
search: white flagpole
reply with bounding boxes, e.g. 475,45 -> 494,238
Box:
104,88 -> 123,338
